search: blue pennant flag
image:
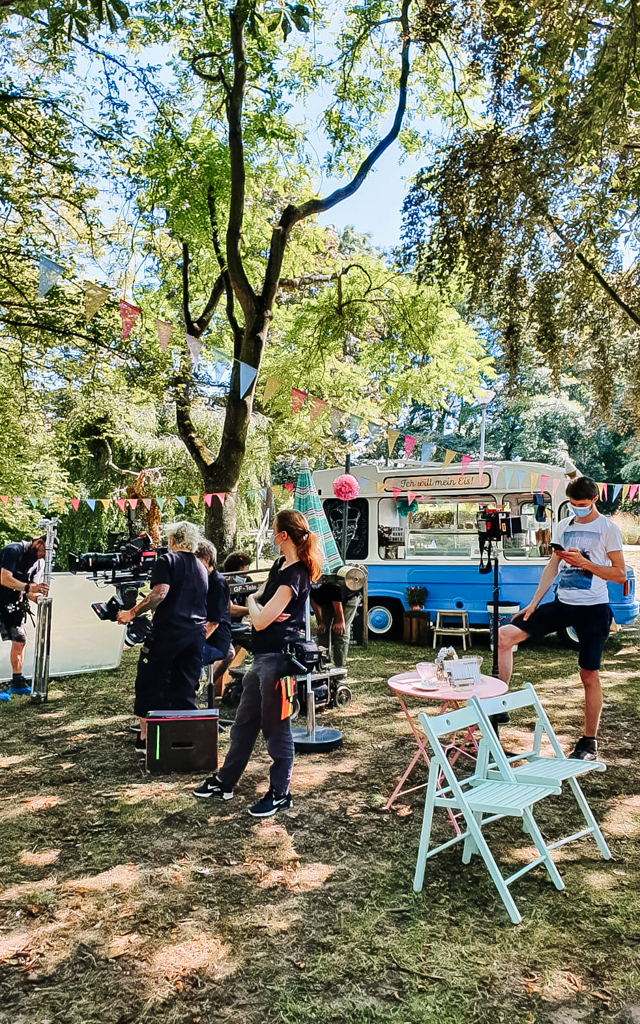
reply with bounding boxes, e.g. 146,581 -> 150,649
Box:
239,361 -> 257,399
176,496 -> 186,507
421,442 -> 435,466
504,468 -> 513,488
86,498 -> 96,511
517,471 -> 525,489
38,255 -> 64,298
612,483 -> 622,502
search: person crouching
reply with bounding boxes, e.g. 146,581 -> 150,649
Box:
196,539 -> 235,696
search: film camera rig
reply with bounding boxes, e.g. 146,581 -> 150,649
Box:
476,505 -> 524,677
68,533 -> 165,647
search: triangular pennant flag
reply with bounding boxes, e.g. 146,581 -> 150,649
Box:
263,376 -> 282,405
349,414 -> 363,434
70,499 -> 80,512
156,320 -> 174,350
13,496 -> 22,505
504,467 -> 513,488
156,497 -> 166,510
442,449 -> 456,471
612,483 -> 622,502
358,477 -> 369,488
0,496 -> 7,505
421,442 -> 435,466
517,471 -> 525,489
291,388 -> 307,414
551,478 -> 560,497
272,484 -> 283,498
190,495 -> 200,507
539,474 -> 549,493
99,498 -> 110,510
376,481 -> 385,493
211,347 -> 232,366
622,484 -> 630,502
368,422 -> 381,438
628,484 -> 638,501
530,472 -> 539,492
491,465 -> 501,487
215,493 -> 226,505
176,496 -> 186,507
330,407 -> 345,434
310,397 -> 328,421
387,430 -> 400,457
55,498 -> 66,512
407,491 -> 417,505
85,281 -> 110,321
284,482 -> 295,492
203,494 -> 213,507
120,300 -> 142,339
260,487 -> 268,501
29,497 -> 38,508
247,489 -> 256,502
239,361 -> 257,399
461,454 -> 471,475
38,255 -> 64,298
127,498 -> 138,510
405,435 -> 417,457
392,487 -> 402,500
601,483 -> 608,501
86,499 -> 96,511
141,498 -> 152,510
186,333 -> 202,365
42,498 -> 50,509
116,498 -> 126,512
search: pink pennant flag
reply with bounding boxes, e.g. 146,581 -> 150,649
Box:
491,465 -> 501,487
628,484 -> 638,501
203,494 -> 213,507
310,397 -> 328,421
291,388 -> 307,414
0,496 -> 7,505
116,498 -> 126,512
186,333 -> 202,365
119,300 -> 141,339
539,474 -> 548,493
392,487 -> 402,500
127,498 -> 138,510
551,478 -> 560,497
407,491 -> 417,505
215,493 -> 226,505
141,498 -> 152,510
461,454 -> 471,475
70,499 -> 80,511
602,483 -> 608,501
405,435 -> 417,457
284,482 -> 295,493
13,496 -> 22,505
156,320 -> 173,350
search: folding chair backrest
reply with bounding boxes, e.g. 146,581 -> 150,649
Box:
417,706 -> 515,789
473,683 -> 565,760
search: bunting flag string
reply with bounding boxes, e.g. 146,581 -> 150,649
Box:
120,301 -> 142,340
442,449 -> 456,471
291,388 -> 307,414
239,362 -> 258,399
185,333 -> 203,365
349,414 -> 363,434
156,320 -> 174,350
38,256 -> 64,298
263,377 -> 282,405
330,407 -> 345,434
387,429 -> 400,457
310,397 -> 328,421
85,282 -> 111,322
405,435 -> 417,457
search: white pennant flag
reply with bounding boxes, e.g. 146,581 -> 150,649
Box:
186,333 -> 202,365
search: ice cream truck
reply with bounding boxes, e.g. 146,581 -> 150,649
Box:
312,460 -> 638,644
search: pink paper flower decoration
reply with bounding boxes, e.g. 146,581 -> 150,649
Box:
332,474 -> 360,500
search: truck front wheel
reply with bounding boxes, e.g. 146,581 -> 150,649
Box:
367,599 -> 403,639
557,625 -> 580,650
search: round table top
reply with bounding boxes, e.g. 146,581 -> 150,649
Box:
387,670 -> 508,702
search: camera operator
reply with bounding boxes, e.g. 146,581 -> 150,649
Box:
193,510 -> 322,817
0,535 -> 49,699
195,540 -> 235,690
223,550 -> 253,622
117,521 -> 207,754
311,581 -> 360,668
498,477 -> 626,761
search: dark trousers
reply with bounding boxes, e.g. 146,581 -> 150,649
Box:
316,595 -> 361,667
134,631 -> 204,717
218,652 -> 293,796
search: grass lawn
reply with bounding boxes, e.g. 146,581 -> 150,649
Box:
1,627 -> 639,1024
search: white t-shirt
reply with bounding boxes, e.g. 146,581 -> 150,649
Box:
551,513 -> 623,606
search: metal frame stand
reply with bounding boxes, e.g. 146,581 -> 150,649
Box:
291,597 -> 343,753
30,518 -> 58,704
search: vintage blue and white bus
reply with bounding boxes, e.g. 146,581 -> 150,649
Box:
313,460 -> 638,643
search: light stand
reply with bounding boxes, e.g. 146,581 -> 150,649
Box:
30,518 -> 58,704
291,596 -> 343,753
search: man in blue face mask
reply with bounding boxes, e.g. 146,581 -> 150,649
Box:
498,476 -> 626,761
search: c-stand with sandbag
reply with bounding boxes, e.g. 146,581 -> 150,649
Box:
30,518 -> 58,704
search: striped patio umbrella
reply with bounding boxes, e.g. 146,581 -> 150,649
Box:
293,459 -> 342,573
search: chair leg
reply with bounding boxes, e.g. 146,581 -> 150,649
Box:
567,777 -> 612,860
522,808 -> 565,891
464,812 -> 522,924
413,768 -> 439,893
462,810 -> 482,863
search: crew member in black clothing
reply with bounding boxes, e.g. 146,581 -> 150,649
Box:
0,535 -> 49,699
117,521 -> 207,754
311,581 -> 361,667
194,510 -> 322,817
222,550 -> 253,623
196,540 -> 235,688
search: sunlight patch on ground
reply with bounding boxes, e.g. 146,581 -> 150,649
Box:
63,863 -> 140,892
119,781 -> 181,803
0,754 -> 30,768
0,876 -> 58,902
21,795 -> 63,812
292,758 -> 358,790
148,933 -> 236,981
584,869 -> 619,891
602,795 -> 640,837
18,849 -> 61,867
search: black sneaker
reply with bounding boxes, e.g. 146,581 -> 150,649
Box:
248,790 -> 292,818
193,775 -> 234,800
134,737 -> 146,755
569,736 -> 599,761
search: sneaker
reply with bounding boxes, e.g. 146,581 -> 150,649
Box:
0,691 -> 10,703
9,685 -> 31,696
134,737 -> 146,755
569,736 -> 599,761
193,775 -> 234,800
248,789 -> 293,818
129,722 -> 141,733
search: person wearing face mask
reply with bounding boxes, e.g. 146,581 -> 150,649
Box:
193,510 -> 323,816
498,476 -> 626,761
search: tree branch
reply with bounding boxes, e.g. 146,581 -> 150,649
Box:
193,273 -> 225,335
207,185 -> 244,356
175,374 -> 215,475
181,242 -> 197,336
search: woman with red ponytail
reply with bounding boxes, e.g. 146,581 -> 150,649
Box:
193,510 -> 321,816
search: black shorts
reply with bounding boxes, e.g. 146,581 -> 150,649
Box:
511,599 -> 613,671
0,619 -> 26,644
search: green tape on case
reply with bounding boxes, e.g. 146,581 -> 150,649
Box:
156,725 -> 160,762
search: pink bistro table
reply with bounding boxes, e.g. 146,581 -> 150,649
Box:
385,670 -> 508,818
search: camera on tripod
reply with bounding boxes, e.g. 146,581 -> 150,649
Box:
477,506 -> 524,574
68,533 -> 164,647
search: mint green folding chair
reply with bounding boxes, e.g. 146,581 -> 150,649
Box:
471,684 -> 611,861
413,705 -> 565,925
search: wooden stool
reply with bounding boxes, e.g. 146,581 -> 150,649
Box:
403,610 -> 430,646
432,610 -> 471,650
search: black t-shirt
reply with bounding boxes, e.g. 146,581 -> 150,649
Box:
150,551 -> 208,641
0,542 -> 44,605
205,571 -> 232,651
251,556 -> 311,655
312,581 -> 357,607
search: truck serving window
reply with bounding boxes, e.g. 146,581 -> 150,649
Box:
377,496 -> 496,559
